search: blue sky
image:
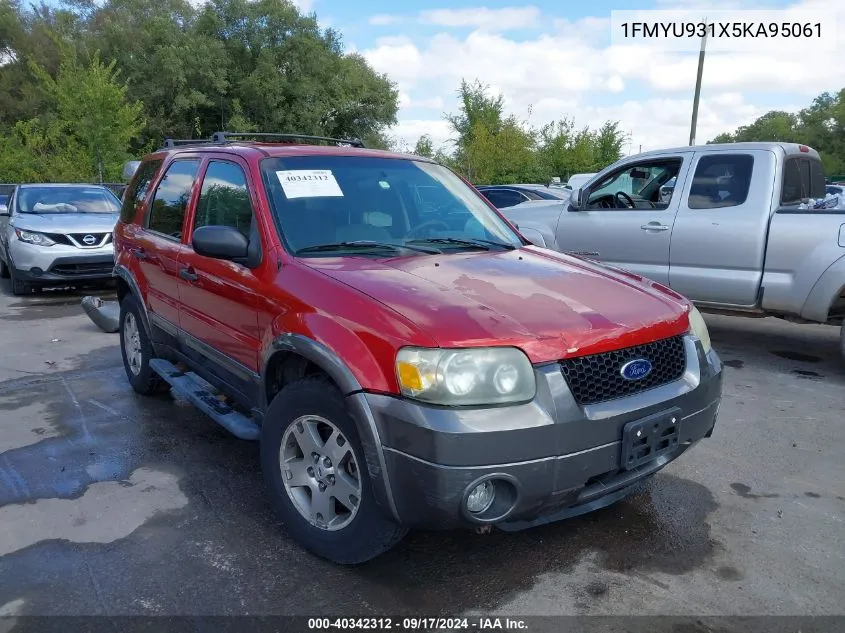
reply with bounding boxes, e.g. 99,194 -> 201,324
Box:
303,0 -> 843,152
49,0 -> 845,152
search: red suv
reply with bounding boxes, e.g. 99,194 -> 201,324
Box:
114,132 -> 723,564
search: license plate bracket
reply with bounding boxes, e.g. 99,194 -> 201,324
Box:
620,408 -> 682,471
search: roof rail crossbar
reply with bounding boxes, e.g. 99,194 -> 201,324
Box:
211,131 -> 365,148
161,137 -> 216,149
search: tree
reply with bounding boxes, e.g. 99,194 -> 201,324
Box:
709,89 -> 845,176
31,49 -> 145,182
413,134 -> 433,158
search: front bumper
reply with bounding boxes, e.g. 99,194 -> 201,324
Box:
9,239 -> 115,284
348,336 -> 722,530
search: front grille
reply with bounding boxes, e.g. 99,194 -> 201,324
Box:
50,260 -> 115,276
69,232 -> 111,247
560,335 -> 686,406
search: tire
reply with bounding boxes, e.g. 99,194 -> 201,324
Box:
9,267 -> 30,296
119,293 -> 161,395
260,377 -> 407,564
0,258 -> 9,279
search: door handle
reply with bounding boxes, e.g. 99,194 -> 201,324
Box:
640,223 -> 669,232
178,267 -> 198,282
131,247 -> 147,259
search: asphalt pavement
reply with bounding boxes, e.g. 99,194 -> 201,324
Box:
0,279 -> 843,621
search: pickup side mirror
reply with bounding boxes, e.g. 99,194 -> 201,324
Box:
192,225 -> 250,262
568,186 -> 584,211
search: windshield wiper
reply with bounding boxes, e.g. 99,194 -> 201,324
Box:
406,237 -> 516,251
296,241 -> 440,255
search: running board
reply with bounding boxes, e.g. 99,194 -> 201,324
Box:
149,358 -> 260,441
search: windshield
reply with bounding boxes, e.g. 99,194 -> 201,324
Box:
16,186 -> 121,214
260,156 -> 523,256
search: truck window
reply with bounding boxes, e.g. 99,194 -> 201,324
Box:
146,160 -> 201,240
782,156 -> 826,205
688,154 -> 753,209
587,159 -> 681,209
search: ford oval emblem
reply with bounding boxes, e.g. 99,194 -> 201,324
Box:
620,359 -> 653,381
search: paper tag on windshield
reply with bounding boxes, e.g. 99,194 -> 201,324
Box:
276,170 -> 343,199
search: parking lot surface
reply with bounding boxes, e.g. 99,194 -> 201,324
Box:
0,280 -> 843,619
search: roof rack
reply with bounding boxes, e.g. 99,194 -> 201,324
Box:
211,131 -> 365,148
161,137 -> 215,149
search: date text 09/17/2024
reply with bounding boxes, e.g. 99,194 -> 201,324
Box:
307,618 -> 529,630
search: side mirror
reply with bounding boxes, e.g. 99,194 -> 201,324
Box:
192,225 -> 249,262
122,160 -> 141,182
568,186 -> 584,211
0,206 -> 8,217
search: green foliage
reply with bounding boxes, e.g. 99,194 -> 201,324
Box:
430,80 -> 627,185
0,0 -> 399,182
413,134 -> 434,158
709,89 -> 845,175
0,43 -> 144,182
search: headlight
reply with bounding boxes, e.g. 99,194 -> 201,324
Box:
688,306 -> 712,353
15,228 -> 55,246
395,347 -> 536,405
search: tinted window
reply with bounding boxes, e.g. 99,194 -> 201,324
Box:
260,156 -> 522,255
810,160 -> 826,198
484,189 -> 524,208
688,154 -> 753,209
194,161 -> 254,237
121,159 -> 162,223
146,160 -> 200,239
15,186 -> 120,214
782,157 -> 826,204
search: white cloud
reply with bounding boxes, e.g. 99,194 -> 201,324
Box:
419,6 -> 541,31
364,0 -> 845,154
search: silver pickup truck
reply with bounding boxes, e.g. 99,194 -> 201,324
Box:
501,142 -> 845,360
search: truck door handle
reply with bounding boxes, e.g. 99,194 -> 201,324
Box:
131,247 -> 147,259
640,223 -> 669,232
178,266 -> 198,282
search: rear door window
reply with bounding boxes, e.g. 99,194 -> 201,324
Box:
146,160 -> 201,240
121,159 -> 162,223
687,154 -> 754,209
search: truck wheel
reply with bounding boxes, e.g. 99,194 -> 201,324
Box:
119,293 -> 161,395
260,377 -> 407,564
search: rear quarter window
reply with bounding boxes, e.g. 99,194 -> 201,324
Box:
121,159 -> 163,223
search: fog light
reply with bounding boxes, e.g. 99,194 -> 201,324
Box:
466,481 -> 495,514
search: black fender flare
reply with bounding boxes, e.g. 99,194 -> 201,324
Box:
113,265 -> 152,339
264,333 -> 400,522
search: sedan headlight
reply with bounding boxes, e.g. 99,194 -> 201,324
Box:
395,347 -> 536,406
15,228 -> 55,247
688,306 -> 712,353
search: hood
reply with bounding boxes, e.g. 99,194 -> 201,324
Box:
11,213 -> 119,234
303,247 -> 691,363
